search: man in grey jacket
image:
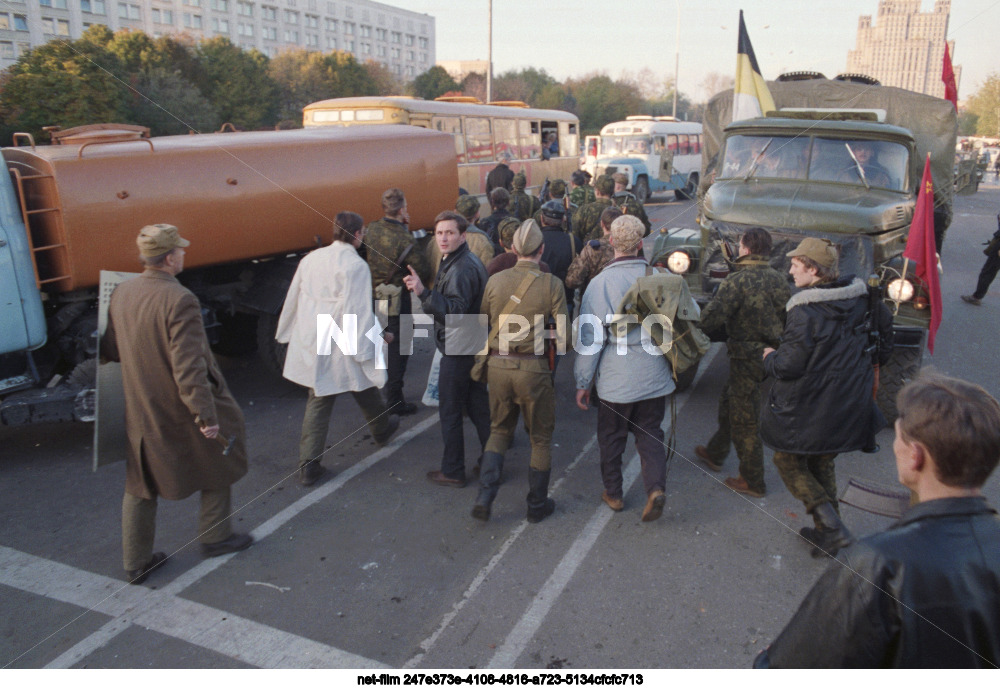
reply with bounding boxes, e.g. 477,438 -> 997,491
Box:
574,215 -> 676,521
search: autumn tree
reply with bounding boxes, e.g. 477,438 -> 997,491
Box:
460,72 -> 486,102
965,72 -> 1000,138
195,36 -> 278,130
565,73 -> 643,134
362,59 -> 404,96
410,65 -> 458,100
268,49 -> 376,122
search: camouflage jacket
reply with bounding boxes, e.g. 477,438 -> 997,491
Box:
569,185 -> 596,207
509,190 -> 541,221
564,237 -> 614,290
699,254 -> 791,360
611,191 -> 651,235
365,217 -> 431,290
571,198 -> 613,243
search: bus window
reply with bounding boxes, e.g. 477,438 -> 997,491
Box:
465,117 -> 493,163
541,120 -> 558,157
562,122 -> 579,160
667,135 -> 678,153
495,118 -> 518,161
356,109 -> 385,122
691,135 -> 700,154
519,120 -> 539,160
678,135 -> 689,155
433,116 -> 465,163
312,110 -> 340,123
341,110 -> 356,122
653,136 -> 666,155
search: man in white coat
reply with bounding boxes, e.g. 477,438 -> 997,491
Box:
276,211 -> 400,486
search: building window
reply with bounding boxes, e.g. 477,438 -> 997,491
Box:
405,34 -> 414,46
360,25 -> 370,37
327,2 -> 335,14
0,41 -> 14,59
305,14 -> 318,28
14,13 -> 28,30
183,0 -> 201,6
325,36 -> 336,49
239,1 -> 255,17
344,21 -> 354,35
213,17 -> 229,32
325,18 -> 337,31
406,50 -> 414,61
238,22 -> 254,36
284,29 -> 298,42
119,3 -> 141,20
391,31 -> 400,43
376,28 -> 386,41
81,1 -> 106,14
377,45 -> 386,57
286,0 -> 295,6
183,12 -> 202,28
306,33 -> 318,47
211,0 -> 228,10
285,10 -> 298,23
261,5 -> 275,20
263,26 -> 277,39
419,37 -> 428,49
40,0 -> 69,8
152,8 -> 174,23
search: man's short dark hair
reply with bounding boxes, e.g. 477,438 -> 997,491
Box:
571,170 -> 587,186
434,210 -> 468,233
740,227 -> 773,256
897,375 -> 1000,488
489,187 -> 510,211
381,187 -> 406,215
333,211 -> 364,243
600,206 -> 623,229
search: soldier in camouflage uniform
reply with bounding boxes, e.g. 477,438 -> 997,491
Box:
365,187 -> 432,416
478,187 -> 513,253
569,170 -> 596,207
695,227 -> 790,497
508,171 -> 541,222
610,172 -> 651,236
532,178 -> 576,235
565,206 -> 621,293
572,174 -> 615,243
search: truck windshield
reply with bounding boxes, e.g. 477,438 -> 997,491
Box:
601,135 -> 652,156
719,134 -> 908,191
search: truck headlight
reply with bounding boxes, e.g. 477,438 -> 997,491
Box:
666,251 -> 691,274
887,278 -> 915,302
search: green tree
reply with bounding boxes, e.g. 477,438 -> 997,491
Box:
195,36 -> 278,129
362,59 -> 403,96
965,73 -> 1000,138
0,30 -> 130,143
410,65 -> 458,100
460,72 -> 486,102
957,110 -> 979,137
269,49 -> 375,122
565,73 -> 643,134
128,68 -> 219,135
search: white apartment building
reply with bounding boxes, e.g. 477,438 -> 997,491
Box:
0,0 -> 435,79
846,0 -> 960,99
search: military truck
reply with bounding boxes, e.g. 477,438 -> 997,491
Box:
0,124 -> 458,426
651,75 -> 958,419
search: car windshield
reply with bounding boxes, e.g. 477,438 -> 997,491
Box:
719,134 -> 909,191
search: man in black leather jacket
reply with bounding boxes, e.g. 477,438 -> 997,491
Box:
404,211 -> 490,488
756,374 -> 1000,668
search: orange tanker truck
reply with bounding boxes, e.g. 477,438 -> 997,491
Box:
0,124 -> 458,425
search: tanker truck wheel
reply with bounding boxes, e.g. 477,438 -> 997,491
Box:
256,312 -> 288,378
876,332 -> 925,424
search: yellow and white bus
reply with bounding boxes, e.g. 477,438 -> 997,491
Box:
303,96 -> 580,198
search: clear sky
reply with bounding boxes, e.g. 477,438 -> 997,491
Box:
389,0 -> 999,101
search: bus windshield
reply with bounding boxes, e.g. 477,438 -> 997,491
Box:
601,135 -> 652,156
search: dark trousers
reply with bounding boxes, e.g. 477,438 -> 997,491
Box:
438,353 -> 491,479
384,293 -> 412,408
122,488 -> 231,571
299,386 -> 391,467
973,250 -> 1000,299
597,396 -> 667,498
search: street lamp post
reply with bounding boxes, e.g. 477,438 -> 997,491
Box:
487,0 -> 493,103
673,1 -> 680,118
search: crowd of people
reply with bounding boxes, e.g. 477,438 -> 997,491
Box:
100,166 -> 1000,668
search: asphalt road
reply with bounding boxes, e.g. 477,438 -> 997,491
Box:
2,186 -> 999,670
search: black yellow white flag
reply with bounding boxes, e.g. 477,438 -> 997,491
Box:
733,10 -> 775,121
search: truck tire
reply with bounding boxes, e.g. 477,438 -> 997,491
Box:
256,312 -> 288,378
674,174 -> 697,201
876,332 -> 925,423
634,176 -> 650,202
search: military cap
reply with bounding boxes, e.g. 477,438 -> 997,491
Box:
788,237 -> 838,268
610,215 -> 644,254
498,216 -> 522,249
540,199 -> 566,220
455,194 -> 481,220
513,171 -> 527,190
137,223 -> 189,258
513,219 -> 543,256
549,178 -> 566,197
595,175 -> 615,196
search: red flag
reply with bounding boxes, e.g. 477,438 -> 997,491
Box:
903,154 -> 941,353
942,43 -> 958,111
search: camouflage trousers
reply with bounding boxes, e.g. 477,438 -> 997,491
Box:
771,452 -> 839,514
704,357 -> 766,493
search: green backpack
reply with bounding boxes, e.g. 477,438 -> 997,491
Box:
612,267 -> 710,380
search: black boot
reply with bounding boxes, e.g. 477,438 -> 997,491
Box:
526,468 -> 556,523
472,452 -> 504,522
808,502 -> 854,558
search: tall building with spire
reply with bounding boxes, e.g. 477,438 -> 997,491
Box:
846,0 -> 959,98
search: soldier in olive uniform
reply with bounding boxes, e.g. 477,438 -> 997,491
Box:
473,220 -> 568,524
565,206 -> 621,293
509,171 -> 541,222
365,187 -> 432,416
695,227 -> 790,497
532,178 -> 576,235
569,170 -> 596,207
611,172 -> 651,236
479,187 -> 513,253
572,174 -> 615,243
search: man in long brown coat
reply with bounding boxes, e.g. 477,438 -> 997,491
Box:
102,224 -> 252,585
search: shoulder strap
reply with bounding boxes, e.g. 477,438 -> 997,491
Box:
383,243 -> 414,285
500,272 -> 542,317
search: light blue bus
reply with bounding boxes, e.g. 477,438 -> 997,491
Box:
583,116 -> 703,201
